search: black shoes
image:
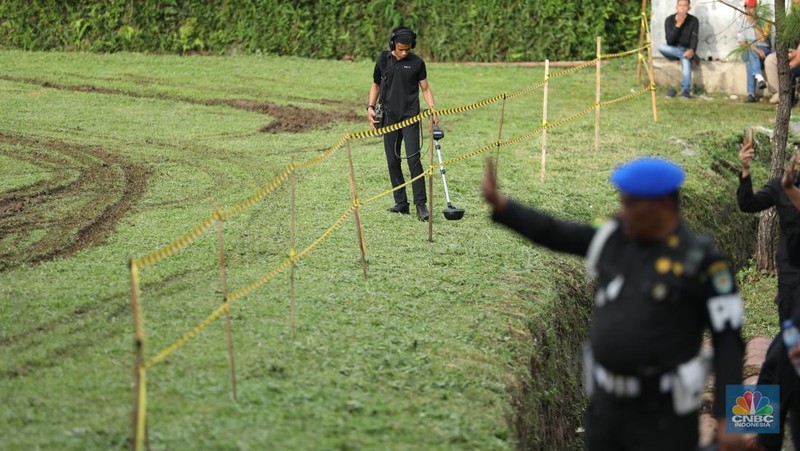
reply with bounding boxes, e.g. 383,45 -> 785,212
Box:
667,89 -> 691,98
745,94 -> 758,103
387,203 -> 409,214
416,204 -> 429,221
387,203 -> 428,221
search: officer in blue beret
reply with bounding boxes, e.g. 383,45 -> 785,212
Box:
482,157 -> 744,450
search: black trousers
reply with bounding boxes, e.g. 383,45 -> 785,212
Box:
756,333 -> 800,451
584,391 -> 698,451
383,121 -> 426,206
777,282 -> 797,327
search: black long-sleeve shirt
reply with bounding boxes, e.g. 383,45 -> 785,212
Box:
493,200 -> 743,416
737,174 -> 800,289
664,13 -> 699,51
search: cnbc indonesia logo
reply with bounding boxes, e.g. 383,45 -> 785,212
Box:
730,390 -> 775,430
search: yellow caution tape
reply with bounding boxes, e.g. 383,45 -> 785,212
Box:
600,45 -> 649,60
133,42 -> 655,373
143,207 -> 356,369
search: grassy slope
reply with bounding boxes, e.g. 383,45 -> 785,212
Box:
0,50 -> 783,450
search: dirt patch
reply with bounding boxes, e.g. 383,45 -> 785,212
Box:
202,98 -> 360,133
0,133 -> 150,271
0,75 -> 362,134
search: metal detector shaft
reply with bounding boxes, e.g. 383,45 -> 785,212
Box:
434,139 -> 454,206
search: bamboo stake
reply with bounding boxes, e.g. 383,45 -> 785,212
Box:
129,259 -> 148,451
428,117 -> 435,242
497,96 -> 506,142
346,140 -> 368,278
216,216 -> 237,401
541,60 -> 550,183
645,32 -> 659,122
637,0 -> 648,84
595,36 -> 602,152
290,157 -> 297,338
136,367 -> 148,451
494,96 -> 507,170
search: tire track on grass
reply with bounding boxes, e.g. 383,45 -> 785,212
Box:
0,75 -> 362,134
0,133 -> 150,271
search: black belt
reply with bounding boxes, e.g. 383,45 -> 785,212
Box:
593,363 -> 673,398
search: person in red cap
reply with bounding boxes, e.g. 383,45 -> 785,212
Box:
738,0 -> 772,102
482,157 -> 744,450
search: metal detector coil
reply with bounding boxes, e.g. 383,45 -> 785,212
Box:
433,125 -> 465,221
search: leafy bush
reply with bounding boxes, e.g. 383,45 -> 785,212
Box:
0,0 -> 642,61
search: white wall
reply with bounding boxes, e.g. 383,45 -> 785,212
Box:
650,0 -> 776,61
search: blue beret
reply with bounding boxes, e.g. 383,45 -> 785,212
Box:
610,157 -> 685,198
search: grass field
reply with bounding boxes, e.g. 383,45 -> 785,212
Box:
0,50 -> 787,450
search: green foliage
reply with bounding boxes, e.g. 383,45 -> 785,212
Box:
779,4 -> 800,45
738,260 -> 780,339
0,0 -> 643,61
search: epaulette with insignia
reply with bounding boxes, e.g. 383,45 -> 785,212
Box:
683,235 -> 712,278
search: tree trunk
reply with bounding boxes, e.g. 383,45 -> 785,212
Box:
758,0 -> 789,271
756,210 -> 778,269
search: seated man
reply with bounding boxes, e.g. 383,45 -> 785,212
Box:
738,0 -> 772,103
658,0 -> 699,98
765,44 -> 800,105
765,0 -> 800,104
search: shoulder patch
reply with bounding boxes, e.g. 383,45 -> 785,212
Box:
709,260 -> 734,294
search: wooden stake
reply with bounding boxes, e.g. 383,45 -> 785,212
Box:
135,368 -> 149,451
637,0 -> 648,84
645,30 -> 659,122
595,36 -> 602,152
290,157 -> 297,338
541,60 -> 550,183
497,96 -> 506,142
346,140 -> 368,278
428,117 -> 435,242
494,96 -> 507,171
216,216 -> 237,401
129,259 -> 148,451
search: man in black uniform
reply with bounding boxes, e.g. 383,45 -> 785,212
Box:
367,25 -> 437,221
737,141 -> 800,325
482,157 -> 744,450
738,144 -> 800,450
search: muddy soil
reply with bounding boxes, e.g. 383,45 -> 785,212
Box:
0,133 -> 150,271
0,75 -> 362,133
0,75 -> 365,270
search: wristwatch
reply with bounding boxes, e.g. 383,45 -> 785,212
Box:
367,105 -> 375,111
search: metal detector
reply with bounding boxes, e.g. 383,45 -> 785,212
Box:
432,125 -> 465,220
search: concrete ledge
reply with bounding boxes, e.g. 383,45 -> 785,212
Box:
653,57 -> 749,96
